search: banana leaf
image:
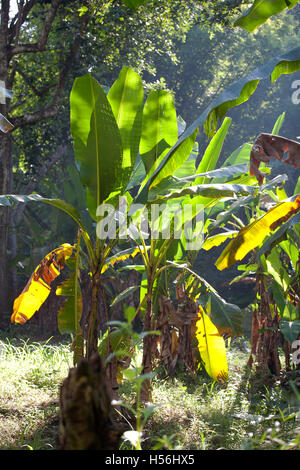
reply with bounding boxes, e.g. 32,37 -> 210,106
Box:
157,182 -> 258,201
195,308 -> 228,382
101,246 -> 146,274
108,66 -> 144,177
216,194 -> 300,270
202,231 -> 239,251
175,164 -> 249,183
0,194 -> 95,264
271,112 -> 286,135
70,73 -> 124,208
98,328 -> 133,365
110,285 -> 140,307
223,144 -> 253,168
136,46 -> 300,203
11,244 -> 74,325
194,117 -> 231,185
139,89 -> 178,175
234,0 -> 299,32
279,320 -> 300,343
56,236 -> 84,364
265,246 -> 290,291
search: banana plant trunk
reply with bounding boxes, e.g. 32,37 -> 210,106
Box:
140,279 -> 156,402
86,268 -> 100,359
248,272 -> 281,376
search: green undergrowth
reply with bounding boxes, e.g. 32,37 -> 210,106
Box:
0,327 -> 72,450
118,338 -> 300,450
0,327 -> 299,450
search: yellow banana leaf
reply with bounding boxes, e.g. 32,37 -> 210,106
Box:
195,308 -> 228,382
216,195 -> 300,270
101,246 -> 141,274
11,244 -> 74,325
202,230 -> 239,251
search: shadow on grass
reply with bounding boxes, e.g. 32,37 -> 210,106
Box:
143,348 -> 299,450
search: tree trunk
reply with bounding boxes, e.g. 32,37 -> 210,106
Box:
58,352 -> 123,450
0,2 -> 13,316
0,135 -> 12,317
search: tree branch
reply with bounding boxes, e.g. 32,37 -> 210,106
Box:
15,65 -> 56,96
8,0 -> 63,57
11,6 -> 90,130
11,32 -> 82,128
8,0 -> 38,45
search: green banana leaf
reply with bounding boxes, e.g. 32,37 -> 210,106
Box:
271,112 -> 286,135
110,285 -> 140,308
70,73 -> 123,208
234,0 -> 299,32
223,143 -> 253,168
279,320 -> 300,343
108,66 -> 144,176
98,328 -> 132,360
56,237 -> 84,365
136,46 -> 300,204
147,162 -> 250,202
265,246 -> 290,291
157,182 -> 258,201
176,164 -> 249,183
173,143 -> 198,179
195,117 -> 231,185
139,89 -> 178,174
136,129 -> 198,203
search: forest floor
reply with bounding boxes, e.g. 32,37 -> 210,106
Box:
0,321 -> 299,451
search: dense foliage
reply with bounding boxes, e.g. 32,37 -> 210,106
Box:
0,0 -> 300,451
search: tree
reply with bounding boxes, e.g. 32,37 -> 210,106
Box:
0,0 -> 91,315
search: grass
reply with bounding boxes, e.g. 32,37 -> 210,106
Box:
0,325 -> 299,450
119,338 -> 300,450
0,326 -> 72,450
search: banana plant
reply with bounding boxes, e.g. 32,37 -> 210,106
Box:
212,114 -> 300,373
5,66 -> 219,370
5,67 -> 146,362
123,113 -> 265,394
5,58 -> 300,388
241,181 -> 300,370
5,89 -> 265,391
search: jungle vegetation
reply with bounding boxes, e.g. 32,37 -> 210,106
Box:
0,0 -> 300,451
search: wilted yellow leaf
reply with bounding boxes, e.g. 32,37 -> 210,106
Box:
215,195 -> 300,270
195,308 -> 228,382
101,247 -> 140,274
11,244 -> 74,325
